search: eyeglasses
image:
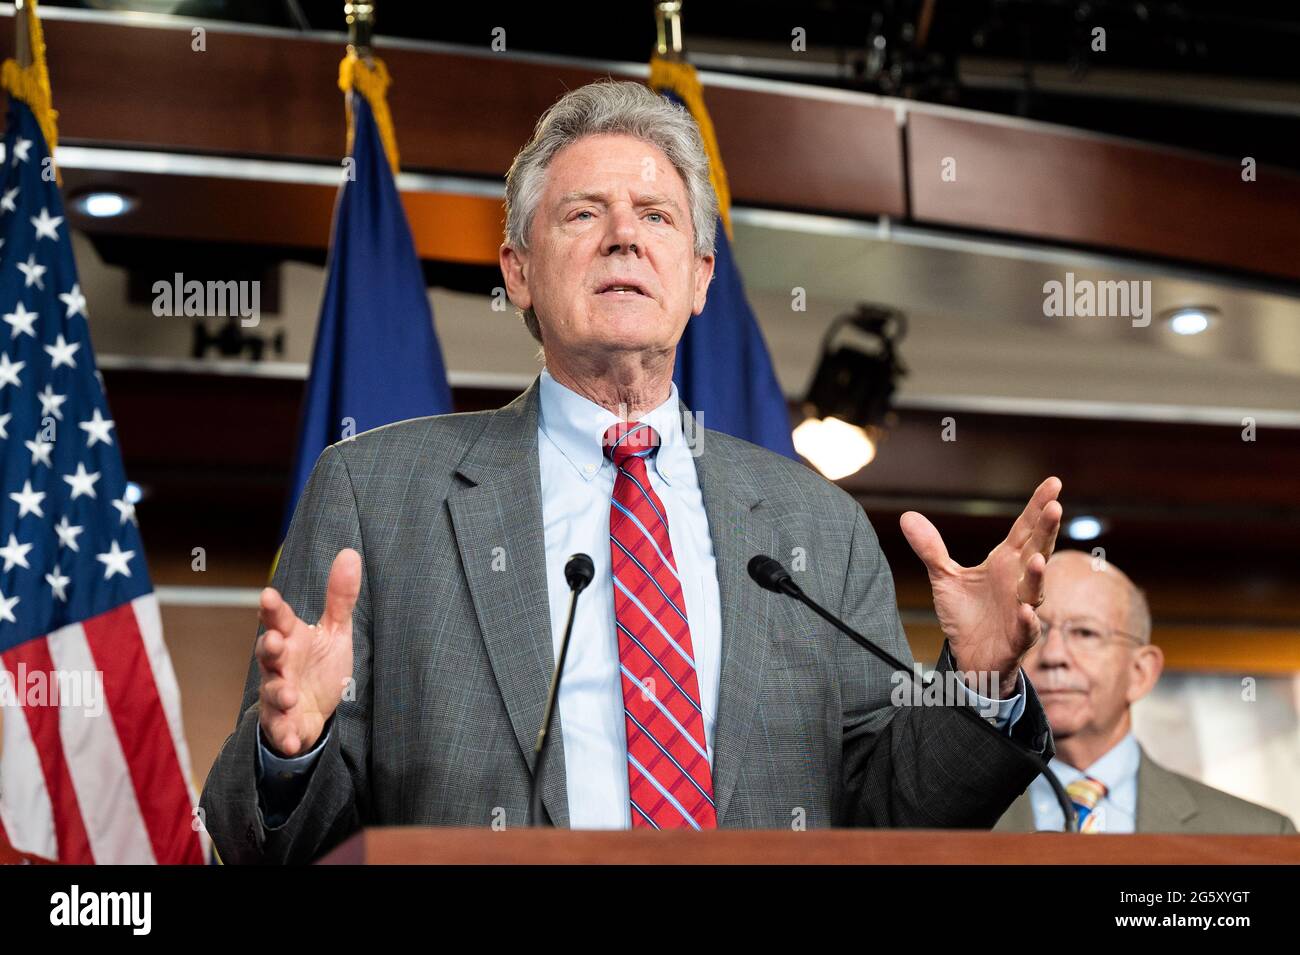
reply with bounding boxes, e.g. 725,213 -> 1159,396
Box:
1037,616 -> 1143,656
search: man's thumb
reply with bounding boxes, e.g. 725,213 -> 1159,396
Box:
321,548 -> 362,630
900,512 -> 952,576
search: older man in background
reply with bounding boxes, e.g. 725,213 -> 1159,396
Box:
996,550 -> 1295,834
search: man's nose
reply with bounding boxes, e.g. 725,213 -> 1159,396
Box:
603,204 -> 642,255
1035,619 -> 1071,666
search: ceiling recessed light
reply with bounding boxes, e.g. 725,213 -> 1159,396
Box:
1066,516 -> 1106,541
72,190 -> 137,218
1163,306 -> 1217,336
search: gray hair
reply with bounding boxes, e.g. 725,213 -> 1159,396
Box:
503,80 -> 719,343
1126,582 -> 1152,646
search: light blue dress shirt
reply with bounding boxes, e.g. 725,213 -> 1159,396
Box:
1028,731 -> 1139,832
535,366 -> 723,828
255,367 -> 1026,827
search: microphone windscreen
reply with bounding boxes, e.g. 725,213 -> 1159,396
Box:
747,555 -> 791,593
565,553 -> 595,592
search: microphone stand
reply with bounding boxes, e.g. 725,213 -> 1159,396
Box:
528,554 -> 593,827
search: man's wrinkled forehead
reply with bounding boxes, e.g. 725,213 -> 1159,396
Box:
543,134 -> 686,205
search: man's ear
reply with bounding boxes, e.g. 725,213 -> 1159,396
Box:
691,253 -> 716,315
1126,644 -> 1164,704
499,243 -> 532,311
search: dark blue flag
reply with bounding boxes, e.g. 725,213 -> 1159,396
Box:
650,60 -> 795,459
283,89 -> 452,537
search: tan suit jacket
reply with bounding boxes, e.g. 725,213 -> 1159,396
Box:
995,746 -> 1296,834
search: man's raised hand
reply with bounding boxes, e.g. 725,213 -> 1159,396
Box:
256,548 -> 360,756
900,477 -> 1063,697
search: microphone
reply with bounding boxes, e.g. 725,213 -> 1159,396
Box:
528,552 -> 594,826
747,554 -> 1079,833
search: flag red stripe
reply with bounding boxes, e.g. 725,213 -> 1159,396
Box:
1,641 -> 95,863
82,603 -> 204,865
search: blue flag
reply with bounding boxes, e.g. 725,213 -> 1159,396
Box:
283,89 -> 452,536
651,61 -> 795,459
672,224 -> 795,458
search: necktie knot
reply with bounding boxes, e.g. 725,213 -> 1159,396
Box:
1067,775 -> 1108,809
1067,775 -> 1109,832
602,421 -> 660,468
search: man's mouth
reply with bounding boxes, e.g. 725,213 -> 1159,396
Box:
596,281 -> 650,297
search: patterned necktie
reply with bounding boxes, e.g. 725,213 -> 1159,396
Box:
1067,776 -> 1108,833
603,420 -> 717,830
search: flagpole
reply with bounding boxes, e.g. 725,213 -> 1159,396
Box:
345,1 -> 376,67
4,0 -> 61,184
654,1 -> 685,62
338,1 -> 399,175
14,0 -> 32,68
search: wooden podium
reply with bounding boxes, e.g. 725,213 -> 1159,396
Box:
316,827 -> 1300,865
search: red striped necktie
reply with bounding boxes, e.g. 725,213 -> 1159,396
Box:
602,420 -> 717,830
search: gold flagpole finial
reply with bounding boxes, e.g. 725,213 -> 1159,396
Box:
345,1 -> 376,65
654,1 -> 685,61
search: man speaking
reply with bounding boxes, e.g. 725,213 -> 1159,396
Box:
201,80 -> 1063,863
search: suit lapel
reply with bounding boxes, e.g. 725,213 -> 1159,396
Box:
1135,748 -> 1198,832
446,377 -> 570,827
689,412 -> 779,825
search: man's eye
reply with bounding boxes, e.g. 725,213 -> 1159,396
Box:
1074,628 -> 1101,640
646,212 -> 665,223
574,210 -> 593,220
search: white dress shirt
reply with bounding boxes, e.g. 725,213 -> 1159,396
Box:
1029,731 -> 1140,832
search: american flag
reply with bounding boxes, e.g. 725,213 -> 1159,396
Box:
0,94 -> 205,863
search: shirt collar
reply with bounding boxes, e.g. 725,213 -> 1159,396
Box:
537,366 -> 689,485
1051,731 -> 1140,795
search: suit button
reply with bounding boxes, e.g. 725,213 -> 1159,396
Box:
246,823 -> 256,844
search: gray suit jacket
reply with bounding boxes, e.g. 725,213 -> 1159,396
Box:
994,746 -> 1297,834
201,376 -> 1053,864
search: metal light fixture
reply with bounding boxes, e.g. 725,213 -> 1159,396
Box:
793,305 -> 907,480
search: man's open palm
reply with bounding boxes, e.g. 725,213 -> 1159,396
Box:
900,477 -> 1063,696
256,548 -> 360,756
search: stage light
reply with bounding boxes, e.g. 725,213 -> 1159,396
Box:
796,304 -> 907,480
792,416 -> 877,480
